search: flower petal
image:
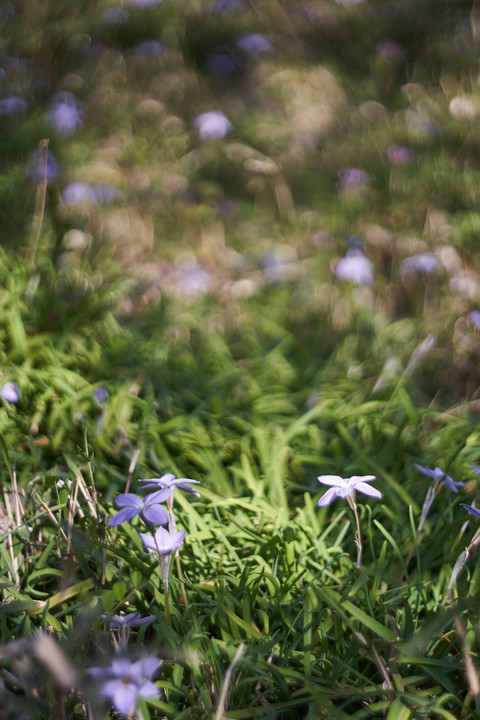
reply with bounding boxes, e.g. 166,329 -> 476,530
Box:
139,532 -> 157,551
317,487 -> 340,507
353,481 -> 382,499
142,505 -> 169,525
114,493 -> 144,509
108,506 -> 141,526
317,475 -> 347,487
460,503 -> 480,520
146,488 -> 174,505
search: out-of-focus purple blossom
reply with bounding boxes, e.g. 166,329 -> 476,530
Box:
95,387 -> 109,405
387,146 -> 414,165
460,503 -> 480,520
262,251 -> 293,282
139,473 -> 201,496
193,111 -> 232,141
175,260 -> 211,298
28,149 -> 59,183
337,167 -> 370,192
1,381 -> 20,404
62,182 -> 98,206
105,612 -> 155,630
0,94 -> 27,116
376,40 -> 406,61
76,41 -> 107,60
413,464 -> 465,493
335,249 -> 374,286
100,6 -> 129,24
90,657 -> 161,717
93,184 -> 124,204
400,252 -> 439,276
205,53 -> 239,75
235,32 -> 273,56
47,92 -> 85,136
133,40 -> 164,57
471,464 -> 480,475
108,488 -> 172,527
470,311 -> 480,329
212,0 -> 245,11
124,0 -> 163,7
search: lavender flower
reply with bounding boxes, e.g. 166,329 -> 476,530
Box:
387,146 -> 414,165
193,111 -> 232,141
133,39 -> 164,57
0,94 -> 27,116
400,252 -> 439,276
108,489 -> 172,527
28,149 -> 59,183
139,527 -> 186,555
212,0 -> 245,11
337,167 -> 370,192
413,464 -> 465,494
317,474 -> 381,571
317,474 -> 381,507
1,381 -> 20,404
47,92 -> 85,136
90,657 -> 160,717
61,182 -> 98,206
138,473 -> 201,496
376,40 -> 405,62
105,611 -> 155,630
100,7 -> 130,24
235,32 -> 273,55
94,387 -> 109,405
335,249 -> 374,286
470,311 -> 480,329
414,464 -> 465,532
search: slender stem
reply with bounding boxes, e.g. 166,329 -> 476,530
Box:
163,578 -> 171,625
347,493 -> 362,572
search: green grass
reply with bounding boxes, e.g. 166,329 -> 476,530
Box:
1,0 -> 480,718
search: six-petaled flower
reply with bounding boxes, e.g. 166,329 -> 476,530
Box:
317,474 -> 381,507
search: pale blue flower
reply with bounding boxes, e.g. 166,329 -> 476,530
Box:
1,381 -> 20,404
317,474 -> 381,506
400,252 -> 439,276
47,92 -> 85,136
105,611 -> 155,630
235,32 -> 273,55
62,182 -> 98,206
193,111 -> 232,141
140,526 -> 186,555
108,489 -> 172,526
0,94 -> 27,116
335,249 -> 374,286
138,473 -> 201,496
413,464 -> 465,493
470,312 -> 480,329
90,657 -> 160,717
28,149 -> 59,183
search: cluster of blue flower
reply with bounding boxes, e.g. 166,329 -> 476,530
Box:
90,473 -> 200,717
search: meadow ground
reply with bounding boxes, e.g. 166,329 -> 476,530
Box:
2,0 -> 480,718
